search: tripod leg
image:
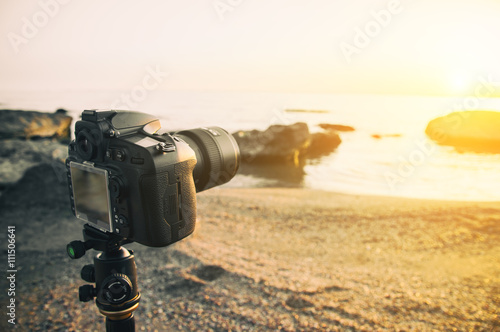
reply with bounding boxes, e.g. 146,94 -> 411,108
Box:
106,314 -> 135,332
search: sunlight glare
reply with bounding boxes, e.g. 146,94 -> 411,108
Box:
449,73 -> 471,94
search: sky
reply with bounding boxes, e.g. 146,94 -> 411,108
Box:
1,0 -> 500,96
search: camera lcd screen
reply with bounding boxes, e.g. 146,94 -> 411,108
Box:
70,162 -> 112,232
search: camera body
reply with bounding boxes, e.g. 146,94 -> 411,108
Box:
66,110 -> 239,247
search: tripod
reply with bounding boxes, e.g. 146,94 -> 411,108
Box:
67,224 -> 141,332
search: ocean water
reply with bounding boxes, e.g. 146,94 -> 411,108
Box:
1,90 -> 499,202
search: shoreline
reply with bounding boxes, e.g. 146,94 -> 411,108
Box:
1,182 -> 497,330
1,106 -> 500,202
221,184 -> 500,204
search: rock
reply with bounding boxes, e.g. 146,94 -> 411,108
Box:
0,163 -> 69,211
306,130 -> 341,158
371,133 -> 401,139
233,123 -> 310,165
233,123 -> 345,165
0,139 -> 68,189
318,123 -> 355,132
425,111 -> 500,153
0,109 -> 72,142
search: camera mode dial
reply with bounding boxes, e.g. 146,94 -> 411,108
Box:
101,273 -> 133,305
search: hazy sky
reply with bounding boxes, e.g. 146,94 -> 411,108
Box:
1,0 -> 500,95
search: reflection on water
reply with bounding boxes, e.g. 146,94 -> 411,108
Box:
236,162 -> 306,188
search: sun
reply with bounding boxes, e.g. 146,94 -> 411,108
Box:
449,73 -> 472,95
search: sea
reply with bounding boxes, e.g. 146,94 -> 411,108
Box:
1,90 -> 499,202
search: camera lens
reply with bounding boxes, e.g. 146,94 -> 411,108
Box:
174,127 -> 240,192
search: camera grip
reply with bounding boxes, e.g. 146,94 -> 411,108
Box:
139,159 -> 197,247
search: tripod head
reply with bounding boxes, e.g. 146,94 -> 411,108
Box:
67,224 -> 141,332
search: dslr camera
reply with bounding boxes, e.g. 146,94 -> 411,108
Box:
66,110 -> 240,247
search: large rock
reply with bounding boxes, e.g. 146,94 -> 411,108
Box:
425,111 -> 500,153
0,109 -> 72,141
233,122 -> 343,165
0,163 -> 69,211
307,130 -> 342,158
233,123 -> 310,165
0,163 -> 74,253
0,139 -> 67,189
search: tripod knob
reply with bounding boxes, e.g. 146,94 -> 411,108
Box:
101,274 -> 133,305
81,264 -> 95,282
67,240 -> 86,259
79,285 -> 96,302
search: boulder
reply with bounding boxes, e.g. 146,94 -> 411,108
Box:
0,109 -> 72,142
318,123 -> 355,132
0,139 -> 67,189
0,163 -> 69,211
306,130 -> 342,158
233,123 -> 310,165
233,122 -> 344,165
425,111 -> 500,153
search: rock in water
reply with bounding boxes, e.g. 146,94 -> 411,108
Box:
318,123 -> 355,132
0,109 -> 72,141
425,111 -> 500,153
307,130 -> 341,158
233,123 -> 310,165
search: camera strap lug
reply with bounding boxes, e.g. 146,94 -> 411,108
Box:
156,142 -> 176,152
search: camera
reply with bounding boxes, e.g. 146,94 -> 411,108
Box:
66,110 -> 240,247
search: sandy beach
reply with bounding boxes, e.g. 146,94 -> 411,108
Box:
2,0 -> 500,330
0,171 -> 498,331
